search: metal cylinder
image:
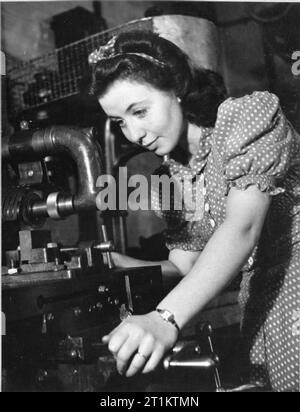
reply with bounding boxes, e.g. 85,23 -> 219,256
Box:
152,15 -> 220,72
164,353 -> 219,370
2,126 -> 104,220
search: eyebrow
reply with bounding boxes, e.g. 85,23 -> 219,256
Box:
108,100 -> 149,120
125,100 -> 148,112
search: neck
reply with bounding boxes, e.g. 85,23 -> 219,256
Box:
170,120 -> 190,165
172,122 -> 203,161
187,123 -> 204,155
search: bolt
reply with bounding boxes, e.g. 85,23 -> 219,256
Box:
74,307 -> 82,317
37,369 -> 48,382
20,120 -> 29,130
8,268 -> 18,275
47,243 -> 58,248
194,345 -> 201,354
27,170 -> 34,177
98,286 -> 109,294
96,302 -> 103,310
69,350 -> 77,359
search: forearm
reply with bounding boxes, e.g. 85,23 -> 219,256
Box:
138,258 -> 182,278
112,253 -> 182,278
157,221 -> 257,329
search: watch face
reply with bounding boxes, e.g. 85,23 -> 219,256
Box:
160,310 -> 173,322
162,312 -> 169,321
156,308 -> 179,332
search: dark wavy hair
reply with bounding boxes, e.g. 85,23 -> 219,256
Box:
88,30 -> 227,128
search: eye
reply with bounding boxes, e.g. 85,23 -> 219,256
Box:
133,108 -> 147,118
112,118 -> 126,128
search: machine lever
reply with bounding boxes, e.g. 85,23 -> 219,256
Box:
101,225 -> 114,269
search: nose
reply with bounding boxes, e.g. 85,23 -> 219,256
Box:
126,120 -> 146,144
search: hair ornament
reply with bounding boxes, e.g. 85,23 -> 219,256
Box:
88,35 -> 117,64
88,35 -> 166,67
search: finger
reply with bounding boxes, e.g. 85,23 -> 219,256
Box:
102,318 -> 128,343
125,352 -> 148,377
107,328 -> 129,354
142,345 -> 165,374
116,335 -> 141,374
125,335 -> 154,377
102,335 -> 110,343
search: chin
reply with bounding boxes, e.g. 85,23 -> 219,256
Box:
155,147 -> 168,157
155,143 -> 174,157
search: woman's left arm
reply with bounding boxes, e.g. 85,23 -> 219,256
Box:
157,185 -> 271,329
103,185 -> 271,377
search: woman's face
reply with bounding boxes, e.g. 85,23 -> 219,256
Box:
99,79 -> 184,156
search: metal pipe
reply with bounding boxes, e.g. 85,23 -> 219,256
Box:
103,119 -> 129,253
3,126 -> 104,219
164,355 -> 219,369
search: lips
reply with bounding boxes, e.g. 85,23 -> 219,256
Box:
142,137 -> 159,149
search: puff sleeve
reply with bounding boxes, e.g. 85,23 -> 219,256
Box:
217,91 -> 293,196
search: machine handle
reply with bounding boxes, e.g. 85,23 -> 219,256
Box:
101,225 -> 114,269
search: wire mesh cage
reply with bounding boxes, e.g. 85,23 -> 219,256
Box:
6,18 -> 153,122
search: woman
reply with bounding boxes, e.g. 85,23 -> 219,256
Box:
88,30 -> 300,391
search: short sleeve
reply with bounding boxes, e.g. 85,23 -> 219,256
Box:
218,91 -> 293,196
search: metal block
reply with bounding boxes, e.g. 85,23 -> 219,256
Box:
19,230 -> 52,262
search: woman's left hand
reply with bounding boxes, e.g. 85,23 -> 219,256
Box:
102,311 -> 179,377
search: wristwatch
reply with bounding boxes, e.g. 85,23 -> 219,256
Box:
155,308 -> 180,333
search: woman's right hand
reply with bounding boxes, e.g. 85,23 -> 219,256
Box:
102,310 -> 179,377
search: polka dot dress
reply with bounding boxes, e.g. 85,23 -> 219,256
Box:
152,91 -> 300,392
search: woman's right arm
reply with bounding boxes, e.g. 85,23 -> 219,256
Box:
107,249 -> 200,279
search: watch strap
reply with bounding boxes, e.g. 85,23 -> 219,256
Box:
155,308 -> 180,333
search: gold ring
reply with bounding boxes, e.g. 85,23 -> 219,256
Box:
137,351 -> 147,361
